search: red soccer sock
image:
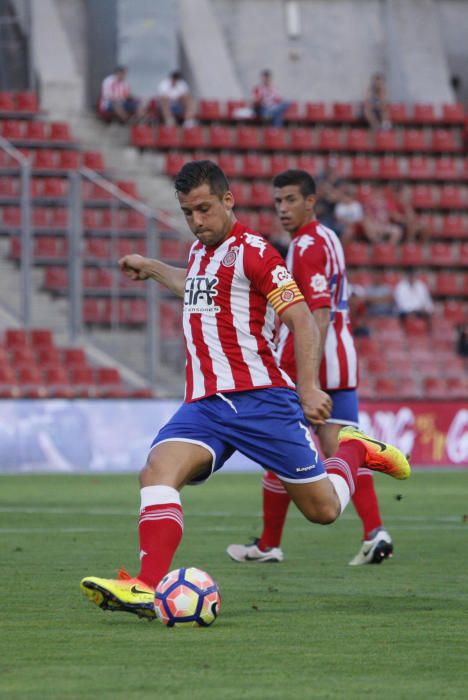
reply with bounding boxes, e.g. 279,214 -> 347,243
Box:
352,469 -> 383,540
137,498 -> 184,589
325,439 -> 367,495
258,471 -> 291,551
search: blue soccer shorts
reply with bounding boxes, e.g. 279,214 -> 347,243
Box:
327,388 -> 359,428
151,387 -> 328,485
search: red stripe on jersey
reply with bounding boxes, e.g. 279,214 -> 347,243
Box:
334,313 -> 349,387
216,253 -> 252,385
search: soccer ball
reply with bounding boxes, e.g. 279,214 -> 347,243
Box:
154,567 -> 221,627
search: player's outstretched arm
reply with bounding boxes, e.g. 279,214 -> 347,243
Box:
280,301 -> 332,425
118,254 -> 186,299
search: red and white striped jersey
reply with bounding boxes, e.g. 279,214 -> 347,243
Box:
100,75 -> 130,109
183,221 -> 304,402
276,221 -> 358,391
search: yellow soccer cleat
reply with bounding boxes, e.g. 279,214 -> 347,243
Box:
80,568 -> 156,619
338,426 -> 411,480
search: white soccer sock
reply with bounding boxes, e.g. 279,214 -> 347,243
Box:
140,485 -> 181,511
327,473 -> 351,514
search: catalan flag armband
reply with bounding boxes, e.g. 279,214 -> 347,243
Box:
267,281 -> 304,315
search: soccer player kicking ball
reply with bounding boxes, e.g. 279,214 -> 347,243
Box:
80,161 -> 410,620
228,170 -> 393,567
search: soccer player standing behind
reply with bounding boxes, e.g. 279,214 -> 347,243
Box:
227,170 -> 393,566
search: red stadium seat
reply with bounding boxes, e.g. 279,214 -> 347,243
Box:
29,328 -> 54,350
374,130 -> 399,152
459,242 -> 468,267
5,328 -> 29,348
240,154 -> 266,179
0,176 -> 19,197
431,129 -> 458,153
289,128 -> 314,151
400,242 -> 426,266
69,366 -> 94,386
50,208 -> 68,229
25,121 -> 47,141
344,242 -> 369,266
57,150 -> 81,170
374,377 -> 401,398
317,128 -> 341,151
116,181 -> 139,198
180,126 -> 205,150
439,185 -> 465,209
262,127 -> 288,151
257,211 -> 276,233
198,99 -> 223,121
442,103 -> 464,124
443,300 -> 466,324
350,156 -> 374,179
403,130 -> 428,152
429,242 -> 455,266
370,243 -> 399,266
435,157 -> 459,181
41,177 -> 68,198
165,153 -> 185,176
83,151 -> 105,170
284,102 -> 301,122
95,367 -> 121,386
413,103 -> 437,124
344,129 -> 372,151
250,183 -> 272,208
404,316 -> 430,336
207,125 -> 232,149
230,181 -> 251,207
446,376 -> 468,398
235,126 -> 261,150
407,156 -> 434,180
0,91 -> 15,111
435,271 -> 461,296
388,104 -> 409,124
331,103 -> 355,123
303,102 -> 327,123
15,92 -> 38,113
1,120 -> 23,140
377,156 -> 403,179
366,356 -> 388,374
422,377 -> 447,398
32,149 -> 56,170
270,154 -> 292,174
49,122 -> 72,142
62,347 -> 87,368
131,124 -> 154,148
411,185 -> 437,208
154,126 -> 179,149
295,155 -> 321,174
217,154 -> 240,178
85,238 -> 111,259
2,206 -> 21,227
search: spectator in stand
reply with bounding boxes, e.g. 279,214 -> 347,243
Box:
315,159 -> 344,234
156,70 -> 196,127
100,66 -> 145,123
361,186 -> 403,244
386,184 -> 429,242
394,270 -> 433,331
252,69 -> 290,127
335,184 -> 365,243
456,324 -> 468,358
363,73 -> 391,131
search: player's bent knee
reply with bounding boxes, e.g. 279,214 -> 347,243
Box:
301,502 -> 340,525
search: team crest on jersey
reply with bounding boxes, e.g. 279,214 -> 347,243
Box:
271,265 -> 293,287
297,235 -> 315,256
222,246 -> 239,267
184,275 -> 220,314
243,233 -> 267,257
310,273 -> 328,293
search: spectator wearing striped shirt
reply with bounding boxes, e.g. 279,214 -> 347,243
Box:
99,66 -> 144,123
252,69 -> 290,127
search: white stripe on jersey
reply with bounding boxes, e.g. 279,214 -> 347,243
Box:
324,323 -> 341,387
230,245 -> 272,387
340,320 -> 358,386
183,248 -> 205,399
203,242 -> 236,393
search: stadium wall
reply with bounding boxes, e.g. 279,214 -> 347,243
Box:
0,400 -> 465,473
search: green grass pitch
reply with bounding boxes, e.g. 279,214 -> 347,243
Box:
1,470 -> 467,700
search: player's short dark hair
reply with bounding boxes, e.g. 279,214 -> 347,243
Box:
115,65 -> 126,73
273,169 -> 316,197
174,160 -> 230,199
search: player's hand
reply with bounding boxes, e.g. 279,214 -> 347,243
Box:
299,387 -> 332,425
119,254 -> 151,281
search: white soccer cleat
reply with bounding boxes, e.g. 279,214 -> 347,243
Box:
226,538 -> 284,563
348,529 -> 393,566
